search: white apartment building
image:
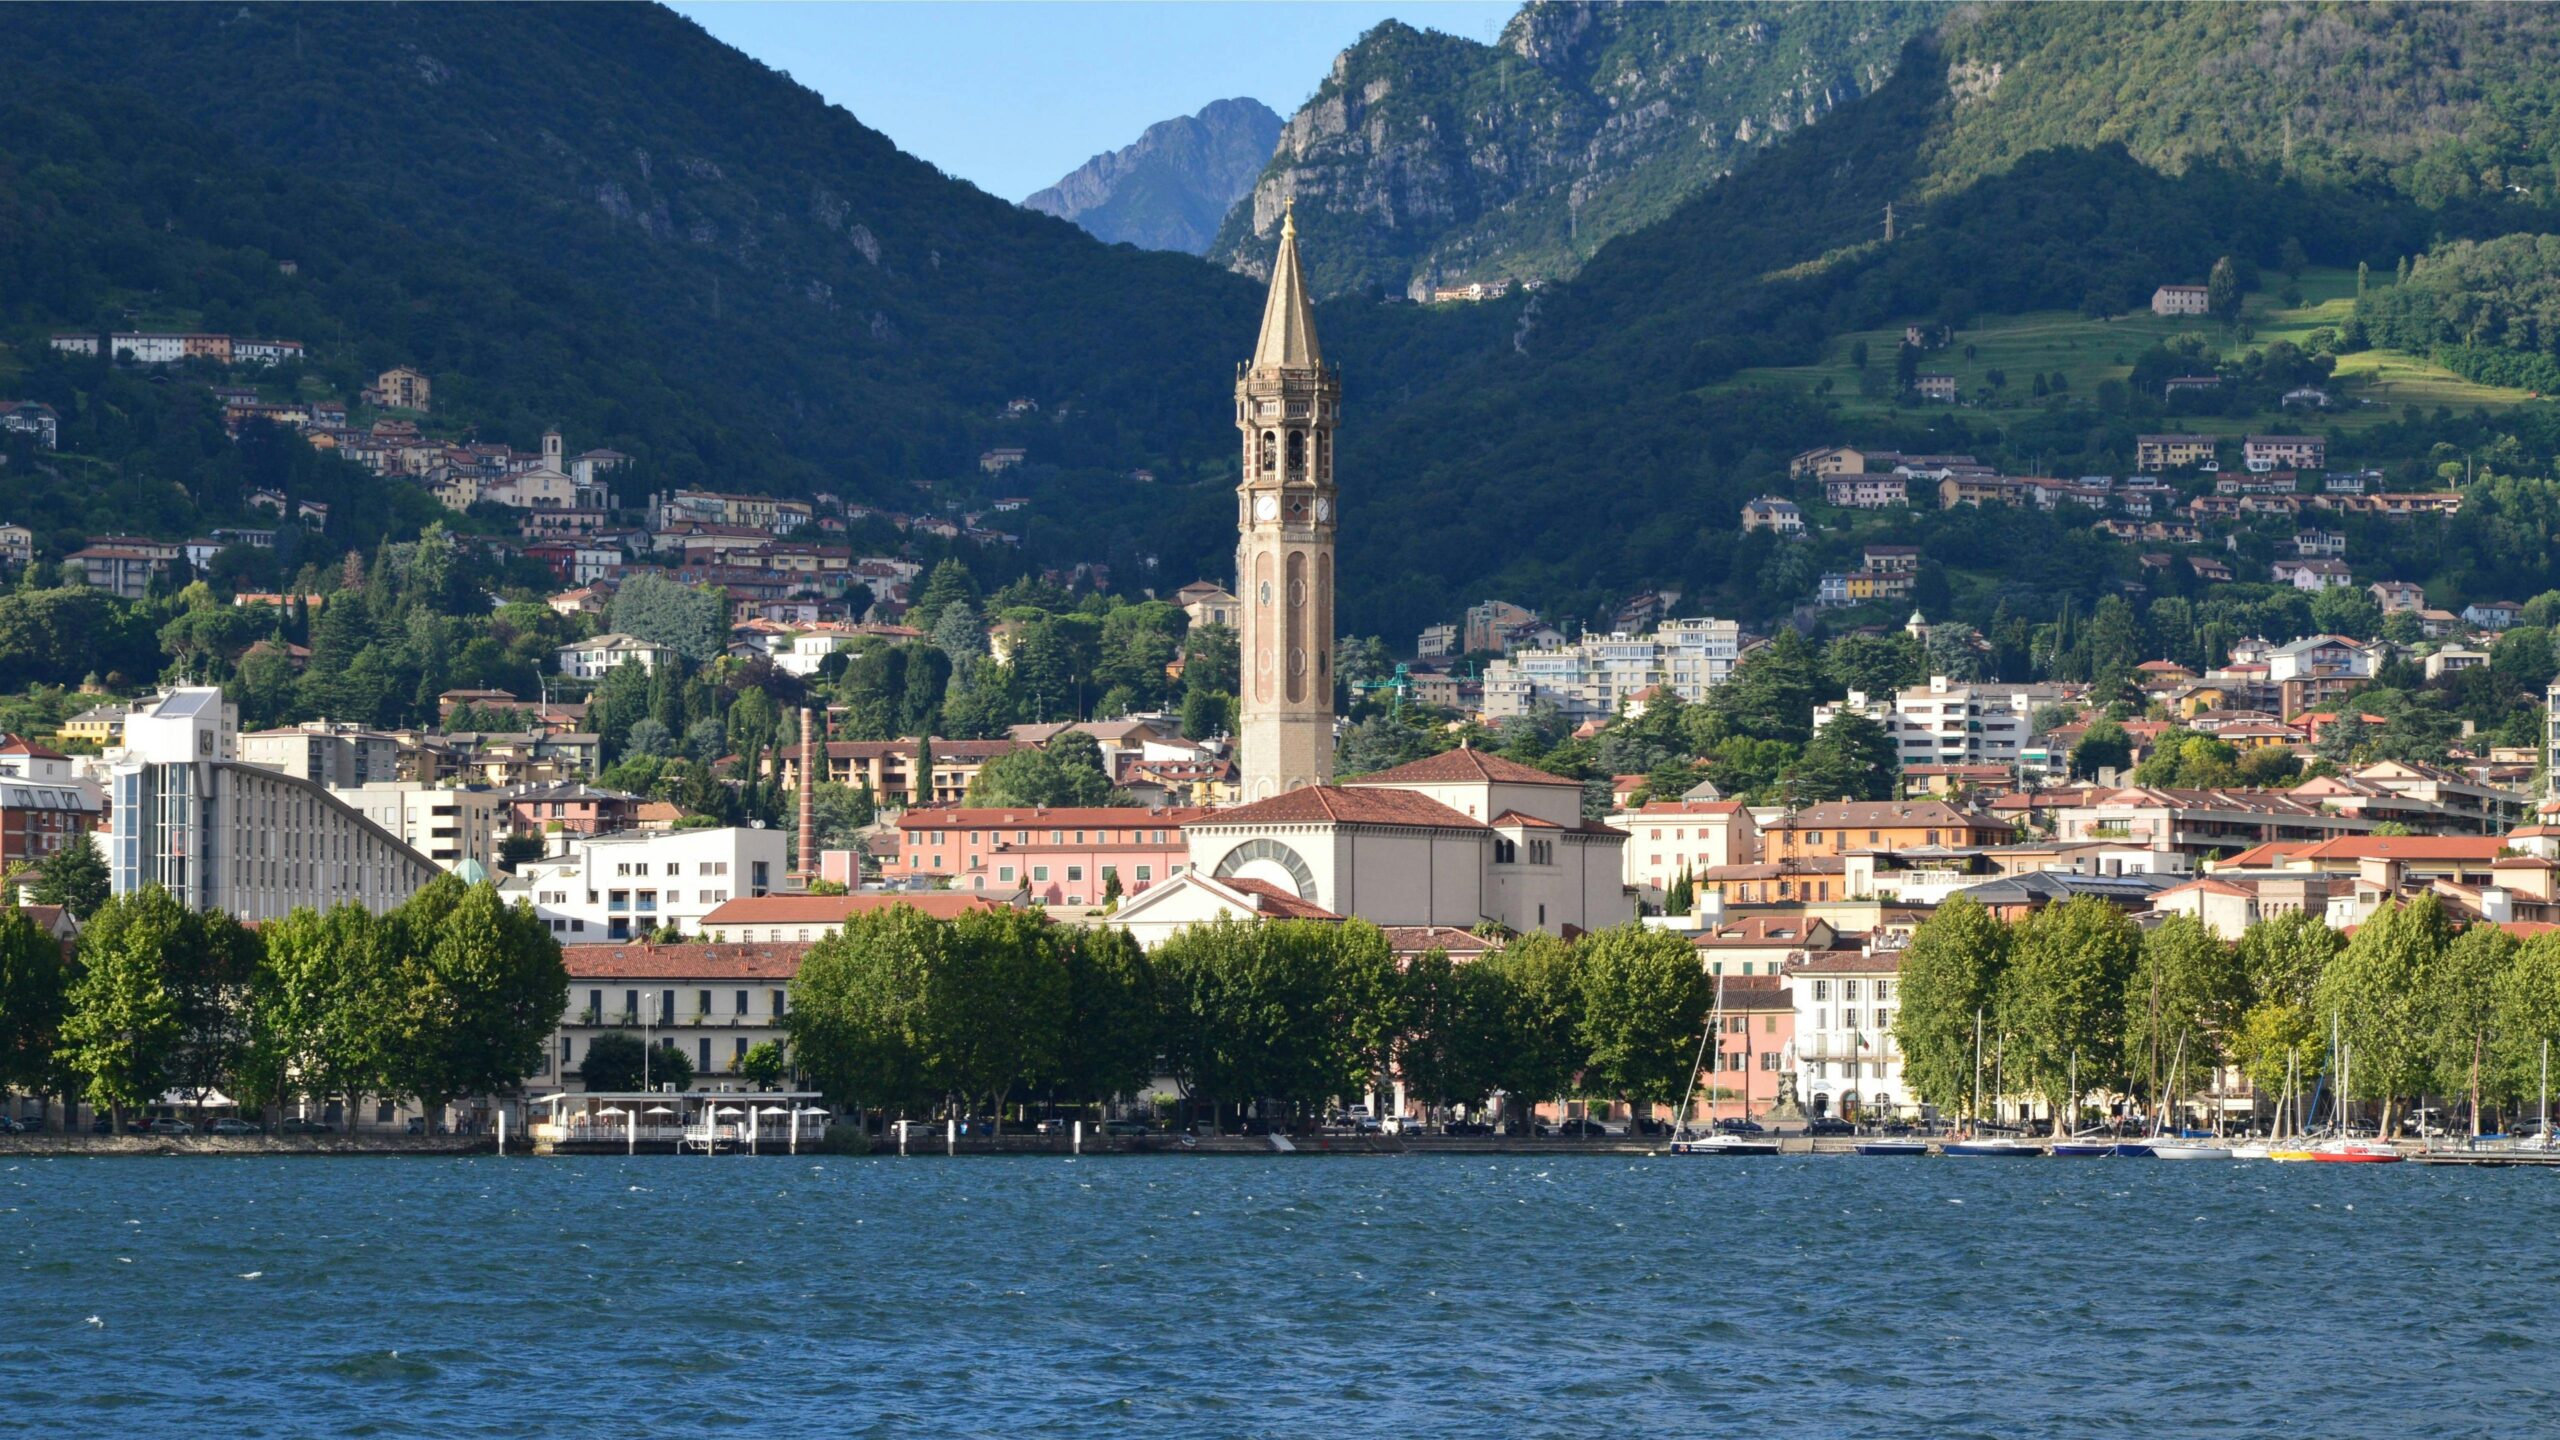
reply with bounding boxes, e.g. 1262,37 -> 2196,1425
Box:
1786,951 -> 1913,1120
548,941 -> 806,1097
344,781 -> 512,872
1814,675 -> 2066,770
1481,618 -> 1741,720
504,825 -> 788,941
240,723 -> 401,787
557,633 -> 678,680
108,688 -> 436,920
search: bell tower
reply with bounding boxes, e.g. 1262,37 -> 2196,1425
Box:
1235,202 -> 1338,801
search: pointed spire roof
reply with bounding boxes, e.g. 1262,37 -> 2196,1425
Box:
1251,201 -> 1321,370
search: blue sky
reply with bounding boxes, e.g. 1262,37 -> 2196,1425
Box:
670,2 -> 1517,201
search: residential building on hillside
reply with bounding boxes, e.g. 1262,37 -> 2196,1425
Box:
1607,799 -> 1758,905
783,738 -> 1029,806
1480,617 -> 1742,721
1174,581 -> 1241,631
1822,473 -> 1909,508
557,633 -> 678,679
1181,748 -> 1628,936
109,688 -> 435,919
1762,800 -> 2011,859
891,805 -> 1210,904
365,366 -> 431,412
2265,634 -> 2376,718
2151,284 -> 2211,316
2135,433 -> 2217,469
508,781 -> 643,839
1461,599 -> 1553,655
1739,497 -> 1803,535
344,781 -> 512,872
503,826 -> 787,940
0,401 -> 60,449
67,538 -> 177,599
2244,434 -> 2326,471
2463,599 -> 2523,631
239,723 -> 400,787
2272,558 -> 2353,591
1914,374 -> 1958,403
2049,786 -> 2372,858
1814,675 -> 2066,769
2369,580 -> 2426,614
1416,623 -> 1458,659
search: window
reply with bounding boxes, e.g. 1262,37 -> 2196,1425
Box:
772,989 -> 786,1018
735,1037 -> 748,1062
1808,832 -> 1823,845
1135,866 -> 1152,882
698,988 -> 713,1015
1033,866 -> 1049,882
1812,980 -> 1830,1001
999,866 -> 1015,882
1844,981 -> 1860,1001
1876,981 -> 1893,1002
1066,866 -> 1084,882
660,990 -> 675,1024
735,989 -> 749,1016
698,1038 -> 711,1073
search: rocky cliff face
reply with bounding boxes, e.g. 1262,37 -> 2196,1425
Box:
1025,97 -> 1284,254
1209,1 -> 1936,297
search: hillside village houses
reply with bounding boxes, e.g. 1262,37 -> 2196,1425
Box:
2151,283 -> 2212,316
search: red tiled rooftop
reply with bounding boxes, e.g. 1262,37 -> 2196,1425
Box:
700,892 -> 1008,925
1191,786 -> 1487,830
1343,747 -> 1582,788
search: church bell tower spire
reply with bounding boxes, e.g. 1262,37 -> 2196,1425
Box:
1234,201 -> 1339,801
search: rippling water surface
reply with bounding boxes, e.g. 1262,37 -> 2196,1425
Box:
5,1153 -> 2555,1437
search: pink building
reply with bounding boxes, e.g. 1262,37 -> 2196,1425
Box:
892,805 -> 1211,906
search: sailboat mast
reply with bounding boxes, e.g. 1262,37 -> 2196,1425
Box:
1972,1008 -> 1984,1135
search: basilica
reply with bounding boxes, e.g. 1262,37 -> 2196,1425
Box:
1152,207 -> 1631,938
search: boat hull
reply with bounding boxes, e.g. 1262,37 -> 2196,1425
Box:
2050,1142 -> 2117,1158
1669,1139 -> 1779,1157
1854,1141 -> 1930,1156
2149,1143 -> 2231,1161
1942,1141 -> 2044,1158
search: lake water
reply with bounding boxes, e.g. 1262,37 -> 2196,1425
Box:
4,1153 -> 2554,1437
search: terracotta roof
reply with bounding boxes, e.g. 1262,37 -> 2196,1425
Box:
1621,800 -> 1746,816
1490,809 -> 1562,829
699,892 -> 1008,925
1191,786 -> 1487,830
898,805 -> 1212,831
1764,800 -> 2002,831
1343,748 -> 1581,788
1785,949 -> 1899,975
2290,836 -> 2506,862
562,942 -> 811,980
1695,916 -> 1829,947
1380,925 -> 1498,956
1220,877 -> 1343,921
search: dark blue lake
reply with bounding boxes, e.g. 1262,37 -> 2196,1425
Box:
4,1153 -> 2552,1437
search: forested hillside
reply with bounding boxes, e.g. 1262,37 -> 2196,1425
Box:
6,2 -> 1260,494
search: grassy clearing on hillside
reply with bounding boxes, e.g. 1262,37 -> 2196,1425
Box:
1718,266 -> 2537,434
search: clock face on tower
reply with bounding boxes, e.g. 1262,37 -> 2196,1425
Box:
1253,494 -> 1279,521
1315,497 -> 1332,523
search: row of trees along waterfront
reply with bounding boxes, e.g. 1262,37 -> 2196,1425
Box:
1896,894 -> 2560,1138
785,910 -> 1719,1132
0,875 -> 566,1131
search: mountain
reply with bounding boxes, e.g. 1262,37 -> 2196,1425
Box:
3,2 -> 1263,504
1209,1 -> 1940,297
1025,98 -> 1283,254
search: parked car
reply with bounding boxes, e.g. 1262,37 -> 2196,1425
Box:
277,1117 -> 331,1136
207,1118 -> 259,1137
154,1118 -> 196,1136
1804,1118 -> 1856,1137
1546,1118 -> 1613,1138
1443,1120 -> 1494,1136
1099,1118 -> 1153,1136
1628,1117 -> 1672,1137
1715,1117 -> 1767,1136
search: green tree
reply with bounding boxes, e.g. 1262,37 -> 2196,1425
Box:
737,1039 -> 790,1091
2123,914 -> 2243,1112
1479,932 -> 1582,1132
1395,948 -> 1512,1118
57,886 -> 189,1131
968,732 -> 1113,807
2003,897 -> 2140,1137
2207,254 -> 2241,319
575,1031 -> 693,1092
2430,923 -> 2515,1134
382,878 -> 570,1130
27,840 -> 109,918
1789,711 -> 1897,802
2491,930 -> 2560,1112
609,572 -> 723,663
921,907 -> 1068,1131
2070,717 -> 2133,781
1663,867 -> 1694,918
1049,926 -> 1155,1110
2231,912 -> 2339,1131
789,906 -> 939,1116
246,903 -> 399,1132
1574,924 -> 1711,1124
0,903 -> 68,1107
1893,895 -> 2008,1119
908,559 -> 980,633
2315,893 -> 2453,1135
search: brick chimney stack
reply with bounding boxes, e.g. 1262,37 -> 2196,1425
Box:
798,705 -> 816,881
